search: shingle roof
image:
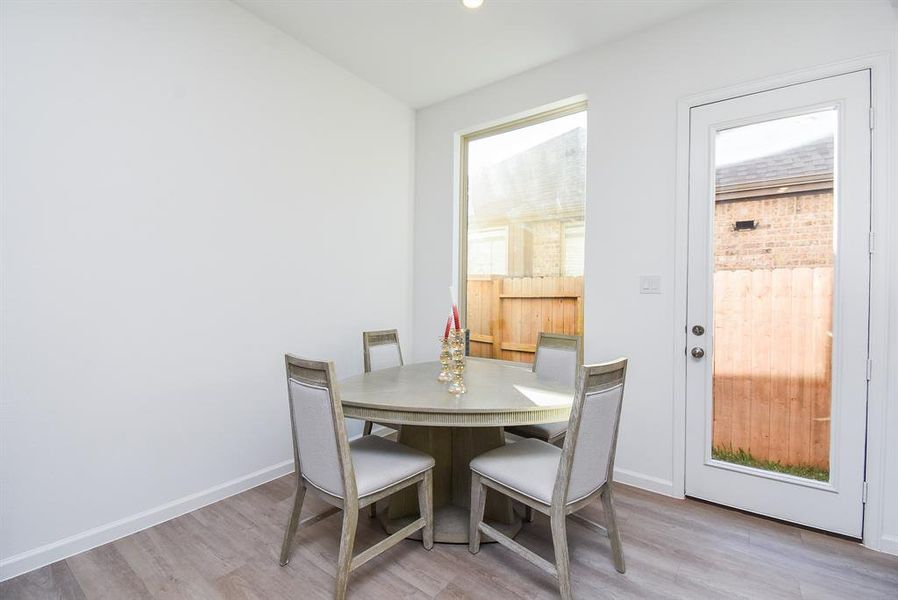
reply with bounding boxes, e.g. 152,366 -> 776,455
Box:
468,128 -> 585,224
716,136 -> 833,188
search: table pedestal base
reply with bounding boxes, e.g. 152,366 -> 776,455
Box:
377,425 -> 520,544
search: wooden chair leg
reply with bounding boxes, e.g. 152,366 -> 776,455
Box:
525,505 -> 534,522
418,469 -> 434,550
469,473 -> 486,554
279,484 -> 306,566
601,486 -> 626,573
367,501 -> 376,519
550,511 -> 573,600
334,508 -> 358,600
363,421 -> 373,436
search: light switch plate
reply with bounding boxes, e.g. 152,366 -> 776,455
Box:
639,276 -> 661,294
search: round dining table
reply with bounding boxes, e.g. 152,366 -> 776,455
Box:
339,357 -> 574,544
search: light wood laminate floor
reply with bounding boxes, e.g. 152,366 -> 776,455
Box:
3,475 -> 897,599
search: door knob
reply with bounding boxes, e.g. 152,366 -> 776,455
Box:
691,347 -> 705,359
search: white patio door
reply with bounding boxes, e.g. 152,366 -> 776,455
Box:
684,71 -> 871,537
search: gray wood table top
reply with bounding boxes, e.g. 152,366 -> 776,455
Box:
340,358 -> 574,427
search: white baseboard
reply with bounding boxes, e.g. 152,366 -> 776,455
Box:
0,459 -> 294,582
613,467 -> 675,497
875,534 -> 898,556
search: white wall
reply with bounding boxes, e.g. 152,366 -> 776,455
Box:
0,0 -> 414,579
412,1 -> 898,550
881,10 -> 898,556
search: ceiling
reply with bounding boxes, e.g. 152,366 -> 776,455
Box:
234,0 -> 715,108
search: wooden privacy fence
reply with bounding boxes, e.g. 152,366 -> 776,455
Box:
712,267 -> 833,469
466,276 -> 583,364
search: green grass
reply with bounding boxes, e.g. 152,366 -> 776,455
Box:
711,446 -> 830,482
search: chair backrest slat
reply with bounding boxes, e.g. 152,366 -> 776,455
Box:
284,355 -> 356,500
532,332 -> 582,388
553,358 -> 628,505
363,329 -> 403,373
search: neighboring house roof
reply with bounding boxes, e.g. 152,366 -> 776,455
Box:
469,127 -> 833,219
468,127 -> 585,225
716,136 -> 833,189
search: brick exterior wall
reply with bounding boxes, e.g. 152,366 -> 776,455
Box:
480,189 -> 834,276
530,221 -> 562,276
714,190 -> 834,270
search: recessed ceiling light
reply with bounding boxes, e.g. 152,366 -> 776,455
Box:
462,0 -> 484,9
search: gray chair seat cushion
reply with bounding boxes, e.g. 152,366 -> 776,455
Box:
507,421 -> 568,440
350,435 -> 435,498
470,438 -> 561,505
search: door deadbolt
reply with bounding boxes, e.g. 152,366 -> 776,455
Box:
692,325 -> 705,336
691,347 -> 705,359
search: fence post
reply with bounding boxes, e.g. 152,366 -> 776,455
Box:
490,276 -> 503,359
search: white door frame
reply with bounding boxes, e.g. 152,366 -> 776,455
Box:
672,53 -> 892,552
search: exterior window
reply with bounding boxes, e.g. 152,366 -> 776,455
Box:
468,227 -> 508,275
460,103 -> 586,364
562,222 -> 585,276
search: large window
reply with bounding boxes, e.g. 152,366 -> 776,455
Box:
460,104 -> 587,364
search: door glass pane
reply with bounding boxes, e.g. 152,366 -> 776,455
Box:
711,109 -> 836,481
464,110 -> 586,364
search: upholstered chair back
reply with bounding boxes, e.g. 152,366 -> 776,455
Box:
555,359 -> 628,504
363,329 -> 404,373
284,355 -> 354,499
532,333 -> 582,388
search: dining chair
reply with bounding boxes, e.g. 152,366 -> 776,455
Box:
505,332 -> 583,445
280,355 -> 434,600
469,358 -> 628,600
361,329 -> 404,436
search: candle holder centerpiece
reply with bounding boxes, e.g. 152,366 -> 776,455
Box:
437,336 -> 452,383
446,328 -> 466,395
438,292 -> 466,395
